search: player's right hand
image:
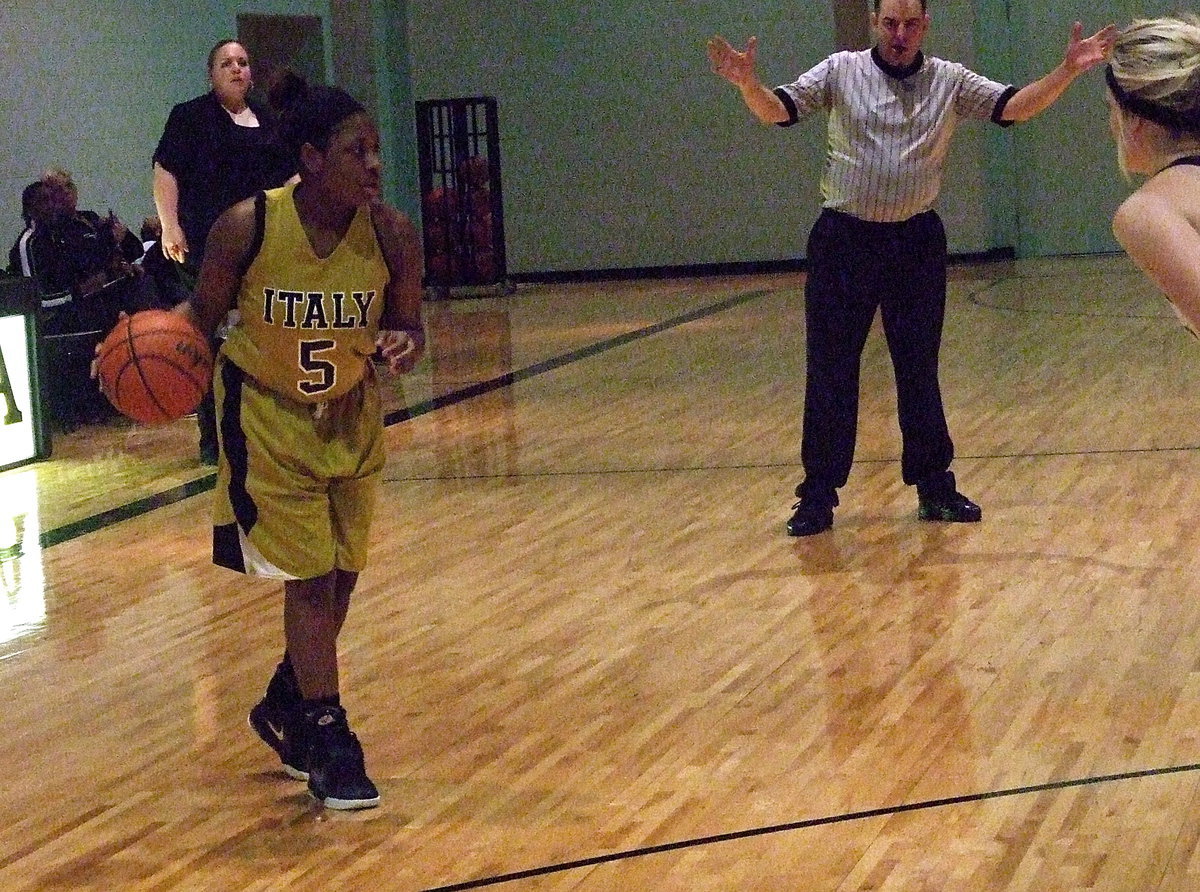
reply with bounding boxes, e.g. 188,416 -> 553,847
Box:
90,311 -> 129,388
376,328 -> 425,375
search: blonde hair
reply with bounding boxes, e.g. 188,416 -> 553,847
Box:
41,167 -> 74,188
1110,17 -> 1200,124
1108,17 -> 1200,174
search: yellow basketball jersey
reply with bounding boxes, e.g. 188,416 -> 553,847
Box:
221,183 -> 389,403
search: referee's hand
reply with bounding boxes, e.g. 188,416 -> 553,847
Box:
1063,22 -> 1118,74
707,35 -> 759,88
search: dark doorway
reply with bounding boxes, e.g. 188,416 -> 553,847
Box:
237,13 -> 326,104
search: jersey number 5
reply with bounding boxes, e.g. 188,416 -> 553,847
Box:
298,339 -> 337,396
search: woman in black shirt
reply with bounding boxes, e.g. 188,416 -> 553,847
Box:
152,39 -> 293,462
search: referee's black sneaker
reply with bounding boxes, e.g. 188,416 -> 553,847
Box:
304,705 -> 380,810
786,498 -> 834,537
916,472 -> 982,523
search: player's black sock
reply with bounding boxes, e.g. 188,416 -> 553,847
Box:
302,694 -> 342,713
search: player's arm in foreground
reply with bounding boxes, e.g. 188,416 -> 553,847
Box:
175,200 -> 255,340
707,35 -> 790,125
1113,182 -> 1200,336
1000,22 -> 1117,122
371,202 -> 426,375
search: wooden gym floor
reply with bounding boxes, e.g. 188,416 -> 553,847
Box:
2,253 -> 1200,890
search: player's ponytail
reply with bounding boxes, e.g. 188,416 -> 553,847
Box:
1109,16 -> 1200,137
268,68 -> 366,173
267,67 -> 309,119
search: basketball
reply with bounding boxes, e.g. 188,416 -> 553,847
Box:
422,185 -> 458,222
96,310 -> 213,425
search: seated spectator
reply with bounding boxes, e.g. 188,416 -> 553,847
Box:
26,168 -> 157,334
9,170 -> 153,430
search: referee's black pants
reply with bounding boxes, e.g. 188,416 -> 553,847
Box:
797,208 -> 955,504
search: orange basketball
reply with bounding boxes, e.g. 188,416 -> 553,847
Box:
96,310 -> 213,425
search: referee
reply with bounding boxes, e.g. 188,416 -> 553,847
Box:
709,0 -> 1115,536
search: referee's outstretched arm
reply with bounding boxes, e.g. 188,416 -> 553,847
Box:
707,35 -> 789,125
1001,21 -> 1117,121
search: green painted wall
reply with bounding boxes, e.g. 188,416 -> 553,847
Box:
0,2 -> 1174,273
403,0 -> 1055,272
405,2 -> 832,273
991,0 -> 1180,256
1,0 -> 334,235
0,0 -> 422,247
376,1 -> 420,222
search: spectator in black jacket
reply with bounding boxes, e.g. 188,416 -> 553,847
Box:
25,168 -> 152,334
9,169 -> 153,334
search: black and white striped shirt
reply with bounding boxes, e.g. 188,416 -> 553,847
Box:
775,48 -> 1016,222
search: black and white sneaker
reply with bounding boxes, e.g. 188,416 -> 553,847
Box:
248,660 -> 308,780
305,705 -> 380,810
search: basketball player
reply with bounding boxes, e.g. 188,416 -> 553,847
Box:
708,0 -> 1116,536
1107,17 -> 1200,334
179,75 -> 424,809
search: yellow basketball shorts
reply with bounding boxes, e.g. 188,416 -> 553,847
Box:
211,356 -> 385,580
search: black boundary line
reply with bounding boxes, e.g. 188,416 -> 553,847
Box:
37,267 -> 1145,547
381,289 -> 768,426
384,442 -> 1200,484
964,275 -> 1178,320
43,436 -> 1200,548
37,285 -> 1200,547
36,259 -> 1169,547
41,290 -> 1200,548
40,477 -> 216,549
421,761 -> 1200,891
36,289 -> 771,550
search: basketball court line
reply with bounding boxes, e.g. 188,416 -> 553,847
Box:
39,263 -> 1181,550
43,440 -> 1200,548
385,443 -> 1200,484
422,761 -> 1200,891
381,288 -> 770,426
965,277 -> 1174,319
41,476 -> 214,549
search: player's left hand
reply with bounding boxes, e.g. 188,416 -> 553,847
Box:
376,328 -> 425,375
1065,22 -> 1118,73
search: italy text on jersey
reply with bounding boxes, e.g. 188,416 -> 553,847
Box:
260,289 -> 377,329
